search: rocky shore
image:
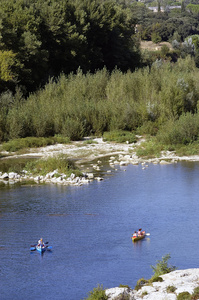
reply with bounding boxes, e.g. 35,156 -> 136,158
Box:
105,269 -> 199,299
1,137 -> 199,186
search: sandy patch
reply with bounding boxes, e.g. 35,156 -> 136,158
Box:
140,41 -> 173,51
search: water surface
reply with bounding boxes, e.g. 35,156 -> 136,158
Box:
1,161 -> 199,299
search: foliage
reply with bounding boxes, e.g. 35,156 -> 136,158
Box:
149,276 -> 163,283
177,292 -> 191,300
157,113 -> 199,145
103,130 -> 137,144
0,50 -> 19,82
166,285 -> 177,293
1,58 -> 199,148
134,278 -> 148,291
187,4 -> 199,14
133,3 -> 199,45
150,254 -> 176,279
141,291 -> 148,297
83,139 -> 98,145
0,0 -> 140,94
84,284 -> 108,300
24,154 -> 82,177
175,142 -> 199,156
191,286 -> 199,300
136,138 -> 163,158
2,136 -> 70,152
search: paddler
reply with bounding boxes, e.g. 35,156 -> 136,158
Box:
38,238 -> 44,247
132,231 -> 138,238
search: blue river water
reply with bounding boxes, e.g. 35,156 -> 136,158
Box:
1,160 -> 199,299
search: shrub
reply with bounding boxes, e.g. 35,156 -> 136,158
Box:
192,286 -> 199,299
136,121 -> 159,136
134,278 -> 148,291
157,113 -> 199,146
136,138 -> 163,158
166,285 -> 177,293
24,154 -> 82,177
83,139 -> 98,145
177,292 -> 191,300
149,276 -> 163,283
119,284 -> 130,289
103,130 -> 136,144
175,142 -> 199,156
84,284 -> 108,300
2,136 -> 70,152
150,254 -> 176,279
141,291 -> 148,298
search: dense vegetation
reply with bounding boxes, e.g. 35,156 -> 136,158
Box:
1,56 -> 199,147
1,0 -> 199,155
0,0 -> 140,94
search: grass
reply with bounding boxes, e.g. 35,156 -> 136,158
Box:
83,139 -> 98,145
136,139 -> 163,158
175,142 -> 199,156
24,154 -> 82,177
103,130 -> 137,144
1,136 -> 70,152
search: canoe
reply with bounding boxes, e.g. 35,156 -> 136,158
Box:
132,233 -> 145,242
36,245 -> 47,253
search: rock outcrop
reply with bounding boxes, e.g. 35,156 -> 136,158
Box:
0,170 -> 98,186
105,269 -> 199,299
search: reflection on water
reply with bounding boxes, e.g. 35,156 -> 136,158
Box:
1,161 -> 199,299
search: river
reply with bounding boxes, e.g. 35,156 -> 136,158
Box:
1,160 -> 199,299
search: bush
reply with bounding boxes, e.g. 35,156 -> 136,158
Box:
141,291 -> 148,297
150,254 -> 176,279
157,113 -> 199,146
175,142 -> 199,156
192,286 -> 199,299
134,278 -> 148,291
136,138 -> 163,158
2,136 -> 70,152
166,285 -> 177,293
84,284 -> 108,300
149,276 -> 163,283
177,292 -> 191,300
24,154 -> 82,177
103,130 -> 136,144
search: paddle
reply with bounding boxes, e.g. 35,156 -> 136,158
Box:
131,233 -> 150,236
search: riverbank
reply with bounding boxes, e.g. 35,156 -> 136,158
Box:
105,269 -> 199,299
1,136 -> 199,186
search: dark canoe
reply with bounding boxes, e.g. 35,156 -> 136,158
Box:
132,234 -> 145,242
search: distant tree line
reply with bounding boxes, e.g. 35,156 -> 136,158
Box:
131,2 -> 199,43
